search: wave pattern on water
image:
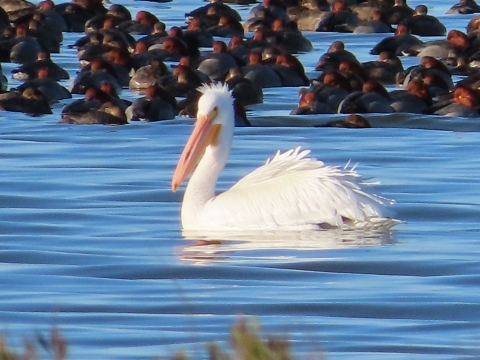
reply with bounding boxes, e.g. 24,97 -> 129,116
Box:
0,0 -> 480,359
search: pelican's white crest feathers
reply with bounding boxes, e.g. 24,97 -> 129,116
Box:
172,83 -> 400,232
197,81 -> 232,96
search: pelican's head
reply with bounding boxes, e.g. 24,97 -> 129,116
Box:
172,82 -> 234,192
196,82 -> 234,126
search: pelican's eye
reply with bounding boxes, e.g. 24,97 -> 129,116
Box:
210,105 -> 219,122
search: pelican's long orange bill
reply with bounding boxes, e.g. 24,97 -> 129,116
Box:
172,114 -> 221,192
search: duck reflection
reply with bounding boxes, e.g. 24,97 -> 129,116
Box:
177,229 -> 398,264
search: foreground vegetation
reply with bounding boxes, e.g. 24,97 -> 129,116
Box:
0,320 -> 325,360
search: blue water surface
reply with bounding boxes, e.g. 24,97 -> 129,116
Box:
0,0 -> 480,359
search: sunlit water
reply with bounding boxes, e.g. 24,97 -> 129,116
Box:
1,0 -> 480,359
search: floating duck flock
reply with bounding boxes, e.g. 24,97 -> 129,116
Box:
0,0 -> 479,126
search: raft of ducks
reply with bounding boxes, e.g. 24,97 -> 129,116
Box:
0,0 -> 480,125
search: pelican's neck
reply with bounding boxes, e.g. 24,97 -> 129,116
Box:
181,113 -> 234,229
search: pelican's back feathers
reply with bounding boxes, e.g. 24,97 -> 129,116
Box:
205,147 -> 397,230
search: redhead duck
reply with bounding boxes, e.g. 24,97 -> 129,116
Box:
13,1 -> 67,34
446,0 -> 480,14
130,41 -> 161,69
12,51 -> 69,81
184,17 -> 214,48
421,72 -> 453,97
159,63 -> 204,97
272,53 -> 309,86
338,80 -> 394,113
397,56 -> 453,91
55,0 -> 107,30
370,22 -> 423,55
98,18 -> 136,49
62,83 -> 127,114
0,24 -> 43,64
24,18 -> 62,53
62,86 -> 109,114
316,0 -> 360,32
0,86 -> 51,115
361,79 -> 392,99
145,26 -> 200,57
197,40 -> 239,81
163,26 -> 201,59
338,60 -> 367,91
78,54 -> 130,87
186,1 -> 241,25
84,4 -> 131,33
74,31 -> 133,66
244,27 -> 271,53
131,39 -> 189,69
106,48 -> 133,86
146,35 -> 194,62
433,86 -> 480,117
135,22 -> 168,49
269,18 -> 313,53
353,10 -> 393,33
14,67 -> 71,103
175,56 -> 210,81
55,3 -> 90,32
320,114 -> 372,128
61,101 -> 128,125
390,79 -> 432,113
128,84 -> 177,122
71,59 -> 123,95
402,5 -> 446,36
227,36 -> 250,64
386,0 -> 414,24
316,70 -> 352,92
290,89 -> 336,114
361,51 -> 403,84
129,58 -> 168,90
208,15 -> 244,38
247,0 -> 290,25
315,41 -> 360,71
225,67 -> 263,106
241,51 -> 282,88
309,71 -> 352,110
116,10 -> 158,35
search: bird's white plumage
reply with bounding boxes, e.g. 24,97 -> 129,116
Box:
172,83 -> 399,231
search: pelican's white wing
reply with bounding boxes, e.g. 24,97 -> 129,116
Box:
201,147 -> 396,230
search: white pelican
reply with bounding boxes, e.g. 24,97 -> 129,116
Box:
172,83 -> 399,231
